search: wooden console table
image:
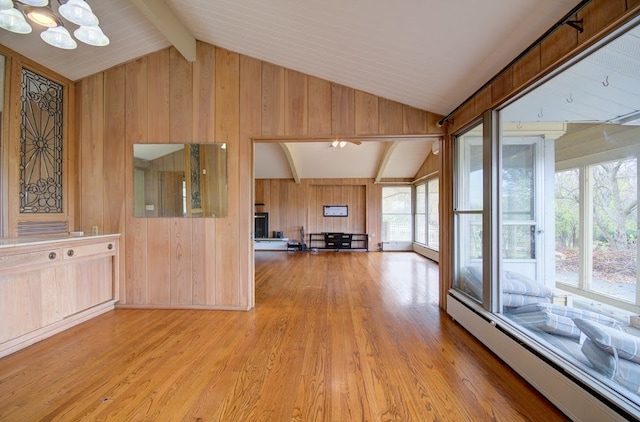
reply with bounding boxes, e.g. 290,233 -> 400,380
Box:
308,232 -> 368,251
0,234 -> 120,357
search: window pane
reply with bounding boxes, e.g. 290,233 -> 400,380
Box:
555,169 -> 580,286
590,159 -> 637,302
415,214 -> 426,244
454,124 -> 483,303
382,186 -> 411,213
502,144 -> 534,220
416,184 -> 425,213
455,212 -> 483,302
383,214 -> 412,241
497,21 -> 640,411
427,178 -> 439,249
502,224 -> 535,259
382,186 -> 412,242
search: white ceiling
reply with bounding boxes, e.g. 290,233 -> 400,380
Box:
0,0 -> 584,179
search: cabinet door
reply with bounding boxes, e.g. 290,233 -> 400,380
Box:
65,257 -> 114,314
0,267 -> 64,342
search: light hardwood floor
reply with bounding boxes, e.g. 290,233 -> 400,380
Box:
0,251 -> 567,421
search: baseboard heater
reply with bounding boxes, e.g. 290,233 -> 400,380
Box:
446,291 -> 637,421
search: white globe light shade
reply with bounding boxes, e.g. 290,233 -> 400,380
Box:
59,0 -> 97,26
41,26 -> 77,49
0,7 -> 32,33
74,25 -> 109,46
0,0 -> 13,11
17,0 -> 48,6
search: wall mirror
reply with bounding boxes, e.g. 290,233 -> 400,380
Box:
133,143 -> 227,217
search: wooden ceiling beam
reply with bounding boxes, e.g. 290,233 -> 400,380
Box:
132,0 -> 197,62
374,141 -> 399,184
280,143 -> 301,184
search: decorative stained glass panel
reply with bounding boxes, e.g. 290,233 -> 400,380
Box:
19,68 -> 63,213
190,144 -> 202,210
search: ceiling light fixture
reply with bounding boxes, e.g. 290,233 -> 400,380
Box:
330,140 -> 347,148
41,25 -> 75,48
0,0 -> 14,11
25,5 -> 61,27
0,0 -> 109,48
431,139 -> 441,155
0,7 -> 32,33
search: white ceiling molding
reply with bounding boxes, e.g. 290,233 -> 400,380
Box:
280,143 -> 300,184
374,141 -> 399,184
132,0 -> 196,62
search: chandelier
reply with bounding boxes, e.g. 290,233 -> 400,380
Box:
0,0 -> 109,49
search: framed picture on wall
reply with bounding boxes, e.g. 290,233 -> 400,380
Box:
323,205 -> 348,217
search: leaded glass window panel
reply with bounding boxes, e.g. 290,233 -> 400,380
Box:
19,68 -> 63,213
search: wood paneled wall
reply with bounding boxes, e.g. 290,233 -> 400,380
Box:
414,150 -> 439,181
439,1 -> 640,309
255,179 -> 379,245
74,41 -> 442,309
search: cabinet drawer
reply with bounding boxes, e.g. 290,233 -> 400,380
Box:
63,241 -> 116,259
0,248 -> 61,271
339,242 -> 351,248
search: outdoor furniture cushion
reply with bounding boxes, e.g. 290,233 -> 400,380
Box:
574,318 -> 640,363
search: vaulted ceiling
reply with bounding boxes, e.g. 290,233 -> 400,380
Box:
0,0 -> 582,179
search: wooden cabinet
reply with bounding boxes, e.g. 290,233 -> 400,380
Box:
0,235 -> 119,357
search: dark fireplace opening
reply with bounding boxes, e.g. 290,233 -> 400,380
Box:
254,212 -> 269,239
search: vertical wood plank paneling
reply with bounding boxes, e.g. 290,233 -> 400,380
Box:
171,218 -> 193,304
147,49 -> 170,142
331,84 -> 355,135
366,180 -> 382,247
295,179 -> 307,242
308,76 -> 332,135
269,179 -> 282,235
578,0 -> 627,44
170,47 -> 194,142
513,46 -> 541,89
103,67 -> 126,235
192,42 -> 217,305
427,112 -> 444,135
284,69 -> 308,136
540,23 -> 578,70
124,58 -> 149,305
6,58 -> 21,237
147,218 -> 171,304
193,42 -> 216,143
491,68 -> 513,106
474,86 -> 492,116
66,80 -> 77,232
255,179 -> 265,205
378,98 -> 403,134
449,101 -> 476,134
79,73 -> 104,234
262,62 -> 285,136
240,54 -> 262,308
355,91 -> 379,135
215,48 -> 240,306
403,106 -> 427,134
103,67 -> 126,294
162,47 -> 194,306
